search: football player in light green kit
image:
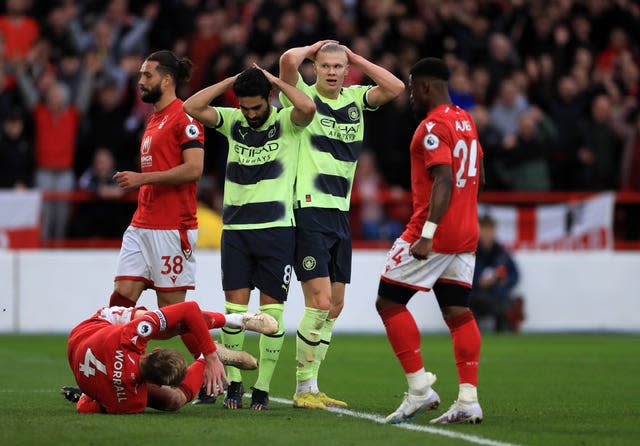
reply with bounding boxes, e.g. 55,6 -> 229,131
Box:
183,65 -> 315,410
279,41 -> 405,409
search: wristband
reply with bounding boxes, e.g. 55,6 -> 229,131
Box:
421,221 -> 438,239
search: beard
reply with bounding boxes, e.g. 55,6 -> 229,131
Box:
246,111 -> 269,128
140,84 -> 162,104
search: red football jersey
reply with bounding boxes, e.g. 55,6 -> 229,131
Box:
67,302 -> 215,414
401,104 -> 483,253
131,99 -> 204,229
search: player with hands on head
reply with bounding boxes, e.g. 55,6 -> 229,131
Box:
375,58 -> 485,425
183,64 -> 315,410
64,300 -> 278,414
279,40 -> 405,409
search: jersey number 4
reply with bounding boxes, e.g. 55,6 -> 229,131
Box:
453,139 -> 478,188
79,348 -> 107,378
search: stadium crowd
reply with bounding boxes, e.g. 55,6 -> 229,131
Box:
0,0 -> 639,240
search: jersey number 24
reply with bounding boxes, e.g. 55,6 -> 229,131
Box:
453,139 -> 478,188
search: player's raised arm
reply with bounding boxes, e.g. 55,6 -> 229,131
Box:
279,40 -> 338,86
182,75 -> 238,127
253,64 -> 316,127
341,45 -> 405,108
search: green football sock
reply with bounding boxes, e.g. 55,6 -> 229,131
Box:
220,302 -> 248,383
311,317 -> 336,380
296,307 -> 329,383
253,303 -> 285,393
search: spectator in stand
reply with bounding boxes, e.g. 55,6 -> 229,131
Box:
350,150 -> 402,242
449,66 -> 475,110
576,94 -> 622,190
77,75 -> 135,176
0,67 -> 20,122
489,77 -> 529,142
186,9 -> 223,95
15,51 -> 97,240
485,33 -> 520,102
71,147 -> 129,238
596,27 -> 633,76
470,215 -> 522,333
470,105 -> 508,190
0,107 -> 32,189
548,75 -> 590,189
502,111 -> 552,191
69,1 -> 159,92
0,0 -> 40,63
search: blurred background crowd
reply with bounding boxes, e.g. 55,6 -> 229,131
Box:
1,0 -> 639,241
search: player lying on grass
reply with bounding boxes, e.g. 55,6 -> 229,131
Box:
62,301 -> 277,414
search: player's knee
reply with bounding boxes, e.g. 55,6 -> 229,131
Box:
114,281 -> 143,302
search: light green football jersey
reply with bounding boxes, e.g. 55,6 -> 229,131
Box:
213,105 -> 303,230
280,77 -> 377,211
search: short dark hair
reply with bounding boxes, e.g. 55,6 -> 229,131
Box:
410,58 -> 450,81
146,50 -> 193,85
233,67 -> 271,100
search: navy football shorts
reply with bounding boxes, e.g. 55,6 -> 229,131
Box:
294,207 -> 352,283
221,227 -> 295,302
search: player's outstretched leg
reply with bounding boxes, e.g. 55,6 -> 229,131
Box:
215,341 -> 258,370
384,372 -> 440,424
241,312 -> 279,335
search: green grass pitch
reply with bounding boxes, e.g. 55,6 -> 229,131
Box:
1,333 -> 638,446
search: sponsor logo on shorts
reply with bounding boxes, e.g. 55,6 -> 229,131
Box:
183,248 -> 192,259
302,256 -> 316,271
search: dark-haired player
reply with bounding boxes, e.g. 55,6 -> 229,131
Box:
376,58 -> 485,425
183,65 -> 315,410
110,50 -> 205,311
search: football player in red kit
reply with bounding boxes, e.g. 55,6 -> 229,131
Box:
111,50 -> 205,309
65,301 -> 277,414
376,58 -> 485,425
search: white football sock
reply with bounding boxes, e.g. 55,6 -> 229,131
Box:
459,383 -> 478,402
406,368 -> 429,395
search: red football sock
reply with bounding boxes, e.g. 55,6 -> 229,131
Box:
379,304 -> 424,373
76,394 -> 102,413
178,358 -> 206,402
445,311 -> 481,386
202,311 -> 226,329
109,291 -> 135,308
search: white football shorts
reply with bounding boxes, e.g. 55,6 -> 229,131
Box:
380,238 -> 475,291
115,226 -> 197,291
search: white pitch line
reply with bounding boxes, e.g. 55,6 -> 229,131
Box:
9,389 -> 521,446
269,396 -> 523,446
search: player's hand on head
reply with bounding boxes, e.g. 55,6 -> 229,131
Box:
310,40 -> 338,59
252,63 -> 277,84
